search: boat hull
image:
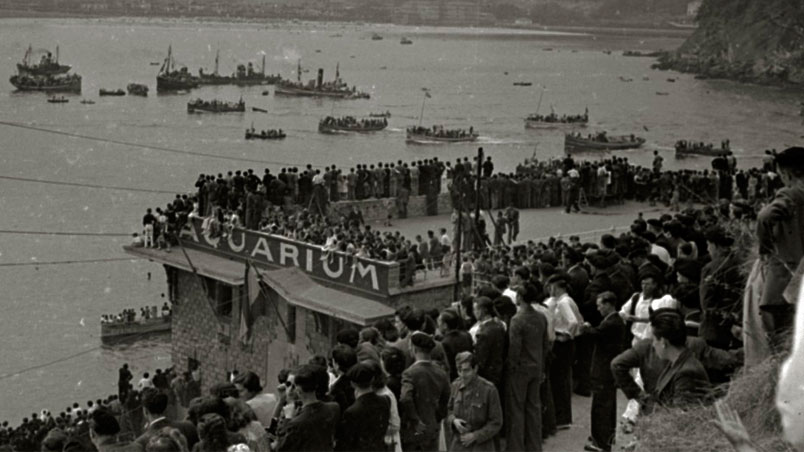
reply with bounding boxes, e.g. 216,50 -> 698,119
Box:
525,120 -> 587,129
406,133 -> 478,144
564,135 -> 645,152
274,85 -> 369,99
675,147 -> 730,157
246,132 -> 286,140
100,317 -> 171,344
319,123 -> 387,134
187,104 -> 245,113
156,76 -> 199,93
10,75 -> 81,93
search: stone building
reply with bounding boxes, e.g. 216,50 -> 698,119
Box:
125,217 -> 454,393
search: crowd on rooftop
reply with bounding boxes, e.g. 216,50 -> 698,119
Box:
21,146 -> 802,452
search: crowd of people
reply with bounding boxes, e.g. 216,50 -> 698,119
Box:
525,108 -> 589,124
319,116 -> 388,130
100,304 -> 172,325
6,147 -> 804,452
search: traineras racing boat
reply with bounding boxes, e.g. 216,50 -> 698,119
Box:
245,128 -> 286,140
100,88 -> 125,96
318,116 -> 388,133
675,140 -> 731,157
406,126 -> 478,144
564,132 -> 645,152
127,83 -> 149,96
525,108 -> 589,129
187,97 -> 245,113
101,316 -> 171,344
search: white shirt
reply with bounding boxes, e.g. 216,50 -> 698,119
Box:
619,293 -> 655,341
650,244 -> 672,266
502,287 -> 519,306
440,233 -> 450,248
545,293 -> 581,339
137,377 -> 153,391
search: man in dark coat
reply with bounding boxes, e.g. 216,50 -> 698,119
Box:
328,344 -> 357,414
472,297 -> 507,391
335,362 -> 390,452
134,388 -> 199,450
650,311 -> 712,409
699,227 -> 745,349
399,332 -> 451,452
447,352 -> 503,452
438,310 -> 474,382
506,283 -> 550,452
277,365 -> 341,452
581,292 -> 626,452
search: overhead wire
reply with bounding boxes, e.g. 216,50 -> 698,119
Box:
0,120 -> 326,168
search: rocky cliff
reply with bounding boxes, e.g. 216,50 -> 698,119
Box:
653,0 -> 804,85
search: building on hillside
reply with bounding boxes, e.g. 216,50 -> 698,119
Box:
125,217 -> 455,393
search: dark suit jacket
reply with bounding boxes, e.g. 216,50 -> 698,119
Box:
611,337 -> 738,400
654,349 -> 712,408
506,305 -> 549,377
134,418 -> 199,451
399,361 -> 451,447
584,311 -> 625,387
441,329 -> 474,381
567,264 -> 590,311
329,375 -> 355,414
583,272 -> 612,326
335,392 -> 391,452
475,319 -> 507,386
276,401 -> 340,452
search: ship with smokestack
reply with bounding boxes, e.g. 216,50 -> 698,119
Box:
274,61 -> 369,99
197,50 -> 282,86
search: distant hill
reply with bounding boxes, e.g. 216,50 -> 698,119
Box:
653,0 -> 804,85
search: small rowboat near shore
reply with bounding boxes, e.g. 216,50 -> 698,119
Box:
245,127 -> 286,140
101,316 -> 170,344
564,132 -> 645,153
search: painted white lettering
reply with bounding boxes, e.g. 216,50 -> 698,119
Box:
306,248 -> 314,272
228,231 -> 246,253
322,256 -> 344,278
351,261 -> 380,291
279,243 -> 300,267
251,237 -> 274,262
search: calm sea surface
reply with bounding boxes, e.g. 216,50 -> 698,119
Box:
0,18 -> 802,421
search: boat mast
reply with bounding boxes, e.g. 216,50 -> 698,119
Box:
297,59 -> 301,82
536,86 -> 545,114
55,45 -> 59,64
418,89 -> 429,127
214,48 -> 219,76
261,54 -> 266,75
24,45 -> 31,67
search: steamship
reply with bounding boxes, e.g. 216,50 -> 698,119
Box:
274,62 -> 369,99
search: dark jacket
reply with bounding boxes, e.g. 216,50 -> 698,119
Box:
276,401 -> 340,452
506,305 -> 549,377
335,392 -> 390,452
583,272 -> 612,326
441,329 -> 474,382
134,418 -> 199,451
699,251 -> 745,347
393,333 -> 451,375
611,337 -> 739,401
584,311 -> 626,387
653,348 -> 712,408
329,375 -> 355,414
399,360 -> 451,448
474,319 -> 507,386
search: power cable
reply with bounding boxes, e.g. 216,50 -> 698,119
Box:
0,174 -> 178,195
0,120 -> 325,168
0,257 -> 139,267
0,229 -> 131,237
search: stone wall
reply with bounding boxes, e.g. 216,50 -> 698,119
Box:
170,268 -> 350,393
331,193 -> 452,223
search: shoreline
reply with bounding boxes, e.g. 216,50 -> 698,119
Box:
0,12 -> 694,38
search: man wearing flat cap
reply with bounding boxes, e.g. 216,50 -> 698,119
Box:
754,146 -> 804,352
336,362 -> 391,452
399,332 -> 451,452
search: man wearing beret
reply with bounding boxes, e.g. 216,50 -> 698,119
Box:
755,146 -> 804,352
399,332 -> 451,452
